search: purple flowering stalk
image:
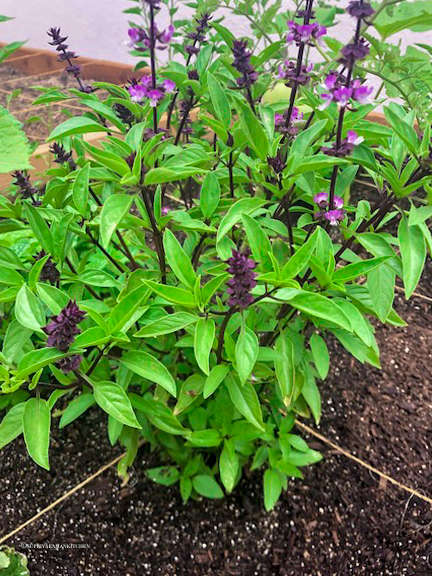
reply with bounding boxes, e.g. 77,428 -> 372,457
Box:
49,142 -> 77,171
226,249 -> 258,309
166,13 -> 212,130
231,39 -> 258,113
43,300 -> 86,351
11,171 -> 39,204
43,300 -> 86,374
323,0 -> 374,210
47,28 -> 93,94
284,0 -> 322,129
35,251 -> 60,285
216,249 -> 258,363
313,192 -> 346,226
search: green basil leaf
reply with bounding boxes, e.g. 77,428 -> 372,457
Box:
192,474 -> 224,498
47,116 -> 110,141
309,334 -> 329,380
121,350 -> 177,397
15,284 -> 46,333
235,325 -> 258,384
203,364 -> 230,398
134,312 -> 199,337
23,398 -> 51,470
93,380 -> 141,428
0,402 -> 26,450
219,439 -> 239,493
398,216 -> 426,298
194,318 -> 215,375
59,394 -> 96,429
72,163 -> 90,216
200,172 -> 221,219
163,228 -> 197,289
226,375 -> 265,431
207,72 -> 231,129
263,468 -> 283,511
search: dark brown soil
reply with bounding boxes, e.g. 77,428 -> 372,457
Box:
0,64 -> 91,142
0,258 -> 431,575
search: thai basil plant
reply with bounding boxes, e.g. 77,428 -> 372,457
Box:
0,0 -> 431,511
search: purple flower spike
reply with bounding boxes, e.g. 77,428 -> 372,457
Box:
324,209 -> 345,226
278,60 -> 313,87
47,27 -> 93,93
35,251 -> 60,285
226,249 -> 258,309
56,354 -> 83,374
275,107 -> 303,137
347,0 -> 374,19
232,39 -> 258,89
340,38 -> 370,66
43,301 -> 86,352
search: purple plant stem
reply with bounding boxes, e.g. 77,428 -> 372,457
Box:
284,0 -> 315,129
149,3 -> 159,133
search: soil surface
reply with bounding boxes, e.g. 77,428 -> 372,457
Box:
0,262 -> 431,575
0,64 -> 93,142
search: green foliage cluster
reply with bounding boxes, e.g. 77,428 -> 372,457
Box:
0,0 -> 432,510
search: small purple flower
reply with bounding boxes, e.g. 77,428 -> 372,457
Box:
161,206 -> 171,216
128,23 -> 174,52
56,354 -> 83,374
313,192 -> 330,208
351,79 -> 373,104
346,0 -> 375,19
287,21 -> 326,46
313,192 -> 344,210
333,86 -> 353,107
127,27 -> 144,47
147,88 -> 164,107
160,24 -> 174,43
346,130 -> 364,146
43,301 -> 86,352
128,82 -> 148,102
163,78 -> 176,93
226,249 -> 258,309
320,75 -> 372,108
324,209 -> 345,226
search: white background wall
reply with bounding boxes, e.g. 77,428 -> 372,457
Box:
2,0 -> 432,66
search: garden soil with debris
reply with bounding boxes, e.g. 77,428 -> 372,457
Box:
1,259 -> 431,576
0,64 -> 93,143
